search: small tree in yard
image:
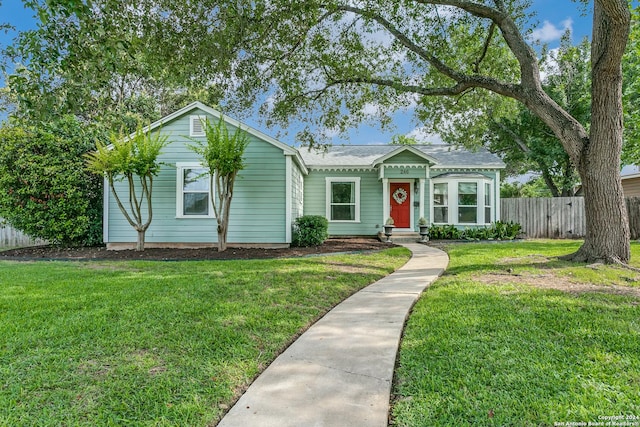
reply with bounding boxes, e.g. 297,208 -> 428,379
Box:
189,117 -> 249,252
85,125 -> 168,251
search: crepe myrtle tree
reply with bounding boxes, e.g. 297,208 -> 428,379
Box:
189,117 -> 249,252
85,124 -> 168,251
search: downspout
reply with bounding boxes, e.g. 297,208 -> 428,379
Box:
285,155 -> 293,244
103,175 -> 109,244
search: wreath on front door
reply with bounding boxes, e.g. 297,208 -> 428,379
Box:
392,187 -> 408,204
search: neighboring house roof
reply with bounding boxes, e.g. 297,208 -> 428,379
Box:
298,144 -> 506,169
622,172 -> 640,180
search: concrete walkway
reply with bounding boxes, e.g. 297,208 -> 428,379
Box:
217,243 -> 449,427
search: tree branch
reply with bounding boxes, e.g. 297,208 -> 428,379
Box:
333,4 -> 521,98
416,0 -> 541,88
492,120 -> 531,154
473,22 -> 496,73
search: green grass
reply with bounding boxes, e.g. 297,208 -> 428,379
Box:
391,241 -> 640,426
0,248 -> 410,426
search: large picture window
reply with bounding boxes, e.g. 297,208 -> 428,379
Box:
431,176 -> 494,225
326,177 -> 360,222
177,163 -> 213,218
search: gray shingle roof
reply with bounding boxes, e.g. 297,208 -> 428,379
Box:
297,145 -> 505,168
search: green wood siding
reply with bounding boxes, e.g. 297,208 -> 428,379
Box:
384,165 -> 428,179
107,108 -> 287,244
384,151 -> 430,164
291,161 -> 304,220
303,169 -> 382,236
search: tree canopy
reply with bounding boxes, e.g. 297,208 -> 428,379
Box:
2,0 -> 634,263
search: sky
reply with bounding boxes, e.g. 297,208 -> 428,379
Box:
0,0 -> 596,148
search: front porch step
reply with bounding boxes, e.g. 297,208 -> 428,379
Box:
377,231 -> 428,244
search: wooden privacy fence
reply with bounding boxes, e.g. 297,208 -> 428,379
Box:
0,220 -> 47,248
501,197 -> 640,240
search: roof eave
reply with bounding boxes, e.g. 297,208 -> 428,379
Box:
431,164 -> 506,170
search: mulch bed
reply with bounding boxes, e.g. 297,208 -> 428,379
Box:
0,238 -> 394,261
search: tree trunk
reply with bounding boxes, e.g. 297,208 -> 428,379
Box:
563,0 -> 630,263
136,230 -> 145,252
217,220 -> 227,252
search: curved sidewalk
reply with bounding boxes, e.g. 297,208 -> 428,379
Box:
218,243 -> 449,427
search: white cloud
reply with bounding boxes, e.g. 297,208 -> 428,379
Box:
361,102 -> 383,117
320,127 -> 341,139
539,47 -> 560,82
530,18 -> 573,43
406,127 -> 445,145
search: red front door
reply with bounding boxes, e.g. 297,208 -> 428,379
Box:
390,182 -> 411,228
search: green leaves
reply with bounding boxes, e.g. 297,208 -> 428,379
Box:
188,115 -> 249,251
0,116 -> 103,245
622,6 -> 640,165
86,124 -> 168,180
85,123 -> 168,250
190,117 -> 249,178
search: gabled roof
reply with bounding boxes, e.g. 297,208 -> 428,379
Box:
138,101 -> 308,174
372,145 -> 439,166
298,144 -> 505,169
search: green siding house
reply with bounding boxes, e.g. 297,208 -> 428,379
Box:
103,102 -> 505,249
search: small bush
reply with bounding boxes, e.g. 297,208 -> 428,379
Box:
492,220 -> 522,240
293,215 -> 329,247
428,224 -> 462,240
429,221 -> 522,241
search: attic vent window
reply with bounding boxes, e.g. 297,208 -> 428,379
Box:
190,116 -> 206,137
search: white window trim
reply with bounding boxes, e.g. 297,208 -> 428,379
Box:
326,177 -> 361,223
176,162 -> 215,219
484,182 -> 493,224
189,115 -> 206,137
430,177 -> 494,226
457,182 -> 479,225
432,181 -> 449,225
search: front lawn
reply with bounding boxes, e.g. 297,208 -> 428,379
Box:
0,247 -> 410,426
391,241 -> 640,426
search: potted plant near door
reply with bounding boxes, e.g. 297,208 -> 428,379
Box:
418,217 -> 429,243
383,217 -> 395,243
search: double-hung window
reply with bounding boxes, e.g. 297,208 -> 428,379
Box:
177,163 -> 213,218
326,177 -> 360,222
484,182 -> 492,224
433,183 -> 448,224
458,182 -> 478,223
